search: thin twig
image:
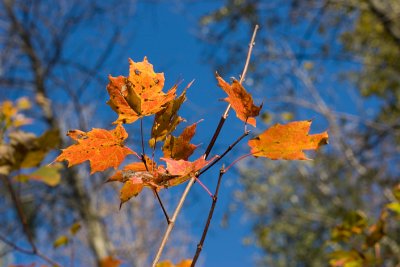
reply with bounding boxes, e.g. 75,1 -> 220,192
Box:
140,120 -> 170,223
200,131 -> 250,175
191,167 -> 225,266
154,190 -> 171,224
204,25 -> 259,158
0,199 -> 61,266
140,118 -> 146,157
151,177 -> 196,267
151,24 -> 260,266
2,175 -> 36,252
225,152 -> 255,173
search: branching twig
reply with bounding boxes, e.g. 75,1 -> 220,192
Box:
204,25 -> 259,158
2,175 -> 36,252
191,167 -> 225,266
140,119 -> 171,223
0,177 -> 61,267
200,131 -> 250,175
151,24 -> 259,266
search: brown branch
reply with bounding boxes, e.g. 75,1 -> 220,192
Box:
139,119 -> 171,223
151,24 -> 259,267
191,167 -> 225,266
200,130 -> 250,175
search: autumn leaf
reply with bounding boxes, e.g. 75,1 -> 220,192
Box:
149,81 -> 193,147
107,57 -> 176,124
113,158 -> 160,206
162,121 -> 200,160
157,259 -> 192,267
14,164 -> 62,186
99,256 -> 122,267
160,156 -> 215,187
56,124 -> 137,174
215,72 -> 262,126
119,177 -> 145,206
53,235 -> 69,248
248,120 -> 328,160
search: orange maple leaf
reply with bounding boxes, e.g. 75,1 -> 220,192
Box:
56,124 -> 137,174
248,120 -> 328,160
162,122 -> 199,160
107,57 -> 176,124
215,72 -> 262,127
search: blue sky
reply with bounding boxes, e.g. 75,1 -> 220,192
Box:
6,1 -> 385,266
114,2 -> 262,266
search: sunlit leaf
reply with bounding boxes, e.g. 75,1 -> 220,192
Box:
215,72 -> 262,126
162,122 -> 199,160
248,120 -> 328,160
56,124 -> 137,174
107,57 -> 176,124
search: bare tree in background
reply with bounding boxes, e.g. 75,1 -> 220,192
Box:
0,1 -> 189,266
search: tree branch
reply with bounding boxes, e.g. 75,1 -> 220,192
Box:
151,24 -> 259,267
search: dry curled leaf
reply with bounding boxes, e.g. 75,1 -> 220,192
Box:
215,72 -> 262,126
162,121 -> 199,160
56,124 -> 137,174
150,81 -> 193,147
248,120 -> 328,160
107,57 -> 176,124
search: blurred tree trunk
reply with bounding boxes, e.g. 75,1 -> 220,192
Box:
2,0 -> 111,262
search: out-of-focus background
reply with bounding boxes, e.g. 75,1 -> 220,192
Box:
1,1 -> 399,266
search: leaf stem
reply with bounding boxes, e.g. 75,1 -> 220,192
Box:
224,152 -> 255,173
151,24 -> 259,266
140,118 -> 146,157
191,167 -> 225,266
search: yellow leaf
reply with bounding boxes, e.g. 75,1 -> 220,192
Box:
53,235 -> 69,248
69,222 -> 81,235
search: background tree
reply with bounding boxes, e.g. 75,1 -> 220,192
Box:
199,0 -> 400,265
0,1 -> 189,266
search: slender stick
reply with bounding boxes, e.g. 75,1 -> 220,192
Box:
140,118 -> 146,157
151,24 -> 259,266
151,177 -> 196,266
191,167 -> 225,266
204,25 -> 259,158
155,190 -> 171,224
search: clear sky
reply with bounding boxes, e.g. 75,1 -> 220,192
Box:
107,2 -> 262,267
